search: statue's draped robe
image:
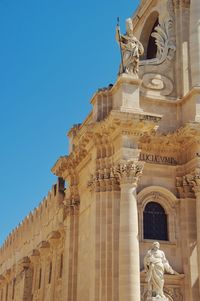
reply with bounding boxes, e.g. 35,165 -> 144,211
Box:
144,250 -> 174,297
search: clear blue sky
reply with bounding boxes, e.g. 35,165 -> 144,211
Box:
0,0 -> 140,245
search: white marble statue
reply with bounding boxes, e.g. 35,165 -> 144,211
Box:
116,18 -> 144,76
144,242 -> 175,300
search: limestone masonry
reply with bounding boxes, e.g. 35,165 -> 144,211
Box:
0,0 -> 200,300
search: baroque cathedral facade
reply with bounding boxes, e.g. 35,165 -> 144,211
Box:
0,0 -> 200,300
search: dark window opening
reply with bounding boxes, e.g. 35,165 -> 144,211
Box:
59,254 -> 63,278
147,19 -> 159,59
38,268 -> 42,289
12,279 -> 16,300
5,284 -> 8,301
48,262 -> 52,284
143,201 -> 168,241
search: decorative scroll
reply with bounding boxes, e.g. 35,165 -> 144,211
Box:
141,73 -> 174,96
140,0 -> 176,66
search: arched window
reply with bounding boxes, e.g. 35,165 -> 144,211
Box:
140,12 -> 159,60
143,202 -> 168,241
146,19 -> 159,59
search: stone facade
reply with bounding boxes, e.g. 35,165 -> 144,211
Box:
1,0 -> 200,300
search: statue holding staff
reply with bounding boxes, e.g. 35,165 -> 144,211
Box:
116,18 -> 144,76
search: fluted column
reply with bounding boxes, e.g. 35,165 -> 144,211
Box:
114,160 -> 144,301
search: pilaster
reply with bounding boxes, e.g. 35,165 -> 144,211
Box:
88,167 -> 120,301
62,183 -> 80,301
48,231 -> 62,301
38,241 -> 50,301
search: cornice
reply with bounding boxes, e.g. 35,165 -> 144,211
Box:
52,109 -> 162,178
90,74 -> 142,105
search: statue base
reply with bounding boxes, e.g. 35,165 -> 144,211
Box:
112,73 -> 143,113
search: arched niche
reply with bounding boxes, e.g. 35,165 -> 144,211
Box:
140,11 -> 159,60
137,186 -> 178,244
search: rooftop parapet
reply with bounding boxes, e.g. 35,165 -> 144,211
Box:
0,177 -> 65,271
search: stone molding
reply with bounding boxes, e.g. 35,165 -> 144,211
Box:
52,110 -> 161,179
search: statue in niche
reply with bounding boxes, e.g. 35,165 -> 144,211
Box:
144,242 -> 175,300
116,18 -> 144,76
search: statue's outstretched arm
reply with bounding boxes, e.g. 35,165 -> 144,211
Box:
162,252 -> 175,274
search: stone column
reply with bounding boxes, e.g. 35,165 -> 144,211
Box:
114,160 -> 144,301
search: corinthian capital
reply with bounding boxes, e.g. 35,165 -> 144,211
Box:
186,168 -> 200,194
113,160 -> 144,186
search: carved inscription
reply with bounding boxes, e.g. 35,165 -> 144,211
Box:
140,153 -> 177,165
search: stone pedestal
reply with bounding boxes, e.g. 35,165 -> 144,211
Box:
112,73 -> 143,113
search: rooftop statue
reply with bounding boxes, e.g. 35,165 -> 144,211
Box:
116,18 -> 144,76
144,242 -> 175,300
